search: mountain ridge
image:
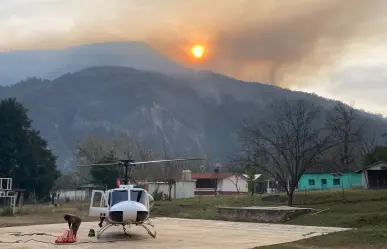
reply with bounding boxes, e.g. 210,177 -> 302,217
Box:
1,42 -> 385,171
1,66 -> 386,171
0,41 -> 190,86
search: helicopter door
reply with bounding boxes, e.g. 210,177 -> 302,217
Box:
89,190 -> 108,217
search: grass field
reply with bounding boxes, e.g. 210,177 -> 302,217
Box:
1,189 -> 387,248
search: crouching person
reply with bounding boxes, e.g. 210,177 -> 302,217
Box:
64,214 -> 82,237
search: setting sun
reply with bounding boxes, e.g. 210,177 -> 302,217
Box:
191,45 -> 205,58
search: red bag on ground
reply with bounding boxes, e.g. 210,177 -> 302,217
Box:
55,229 -> 77,243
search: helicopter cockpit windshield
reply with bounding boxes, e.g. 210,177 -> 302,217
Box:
130,189 -> 149,206
130,189 -> 143,202
110,190 -> 128,206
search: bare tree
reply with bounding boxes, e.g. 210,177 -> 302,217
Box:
239,99 -> 337,206
74,135 -> 115,184
54,173 -> 78,190
360,132 -> 378,157
112,132 -> 137,160
163,149 -> 174,201
213,166 -> 220,196
227,159 -> 255,196
112,132 -> 158,180
326,103 -> 367,172
227,174 -> 240,198
245,165 -> 257,196
160,147 -> 180,201
383,133 -> 387,145
136,144 -> 155,181
74,133 -> 157,184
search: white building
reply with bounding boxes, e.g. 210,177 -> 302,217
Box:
142,180 -> 196,199
192,173 -> 249,195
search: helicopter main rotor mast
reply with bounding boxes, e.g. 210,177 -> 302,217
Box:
118,159 -> 135,185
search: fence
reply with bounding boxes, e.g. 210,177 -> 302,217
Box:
56,189 -> 91,203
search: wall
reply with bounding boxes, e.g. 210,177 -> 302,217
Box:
145,180 -> 196,199
219,175 -> 248,193
57,190 -> 89,201
298,173 -> 363,190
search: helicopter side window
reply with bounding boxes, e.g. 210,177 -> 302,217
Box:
111,190 -> 128,206
130,190 -> 143,203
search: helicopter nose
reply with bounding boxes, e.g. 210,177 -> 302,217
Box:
109,201 -> 148,223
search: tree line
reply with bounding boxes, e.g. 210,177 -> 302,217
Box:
0,97 -> 202,201
232,99 -> 387,205
0,98 -> 59,200
56,133 -> 203,196
1,97 -> 386,205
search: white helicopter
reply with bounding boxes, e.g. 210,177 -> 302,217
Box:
78,158 -> 204,239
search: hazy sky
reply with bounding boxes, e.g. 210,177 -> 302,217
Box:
1,0 -> 387,116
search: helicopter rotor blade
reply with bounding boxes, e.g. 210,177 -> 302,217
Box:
128,158 -> 206,165
77,162 -> 119,167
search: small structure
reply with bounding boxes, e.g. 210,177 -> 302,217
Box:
56,184 -> 105,202
143,180 -> 196,199
242,174 -> 278,194
0,178 -> 25,214
140,170 -> 197,199
357,161 -> 387,189
217,206 -> 313,223
192,172 -> 248,195
297,172 -> 362,191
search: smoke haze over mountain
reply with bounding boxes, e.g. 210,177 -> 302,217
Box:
1,0 -> 387,115
2,0 -> 386,86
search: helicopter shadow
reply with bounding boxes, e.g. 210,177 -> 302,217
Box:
97,231 -> 148,242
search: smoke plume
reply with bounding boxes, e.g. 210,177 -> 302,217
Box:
1,0 -> 387,86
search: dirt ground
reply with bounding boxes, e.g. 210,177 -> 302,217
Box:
0,217 -> 349,249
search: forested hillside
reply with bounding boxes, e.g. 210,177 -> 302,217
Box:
0,66 -> 386,171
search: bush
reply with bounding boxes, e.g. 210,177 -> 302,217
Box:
0,207 -> 14,216
152,189 -> 165,201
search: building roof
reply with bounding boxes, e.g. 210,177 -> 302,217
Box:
356,161 -> 387,173
242,174 -> 262,180
191,172 -> 238,180
303,172 -> 346,175
303,162 -> 363,174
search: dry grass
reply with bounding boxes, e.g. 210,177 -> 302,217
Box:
0,202 -> 99,227
1,189 -> 387,248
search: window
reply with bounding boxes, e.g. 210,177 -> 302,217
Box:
333,178 -> 341,186
308,179 -> 315,185
321,179 -> 327,185
130,190 -> 144,203
111,190 -> 128,206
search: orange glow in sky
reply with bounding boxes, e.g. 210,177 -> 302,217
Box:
191,45 -> 205,58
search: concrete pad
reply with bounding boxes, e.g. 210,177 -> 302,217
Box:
0,217 -> 350,249
240,206 -> 313,210
218,206 -> 314,223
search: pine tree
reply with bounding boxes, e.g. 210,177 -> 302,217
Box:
0,98 -> 60,199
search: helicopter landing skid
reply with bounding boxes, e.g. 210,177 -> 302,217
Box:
96,222 -> 156,239
141,223 -> 157,238
96,223 -> 113,239
141,219 -> 157,238
123,224 -> 131,237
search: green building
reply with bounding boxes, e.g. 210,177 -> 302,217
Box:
297,172 -> 363,191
